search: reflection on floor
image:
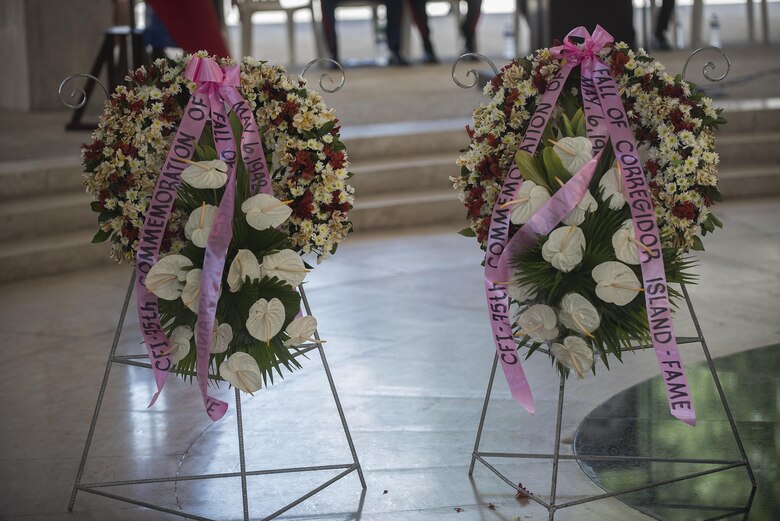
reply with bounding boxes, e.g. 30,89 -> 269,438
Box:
575,345 -> 778,520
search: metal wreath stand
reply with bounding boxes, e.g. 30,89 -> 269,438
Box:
452,48 -> 756,520
61,60 -> 366,521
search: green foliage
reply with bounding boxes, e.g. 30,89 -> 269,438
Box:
514,150 -> 551,191
542,146 -> 572,189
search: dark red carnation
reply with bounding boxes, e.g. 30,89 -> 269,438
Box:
671,201 -> 697,221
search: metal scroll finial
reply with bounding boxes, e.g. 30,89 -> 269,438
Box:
682,46 -> 731,83
452,53 -> 499,89
301,58 -> 345,93
58,73 -> 109,109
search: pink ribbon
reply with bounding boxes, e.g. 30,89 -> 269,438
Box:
486,26 -> 696,426
134,56 -> 272,421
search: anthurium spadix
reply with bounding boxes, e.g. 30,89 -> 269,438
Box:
559,293 -> 601,337
242,193 -> 293,230
211,322 -> 233,354
184,203 -> 218,248
283,316 -> 319,347
516,304 -> 559,342
144,254 -> 192,300
219,352 -> 262,394
260,249 -> 309,287
180,159 -> 228,189
592,261 -> 643,306
246,297 -> 286,344
227,249 -> 261,293
599,165 -> 626,210
551,137 -> 592,174
542,225 -> 586,272
507,180 -> 551,225
167,325 -> 193,364
551,336 -> 594,378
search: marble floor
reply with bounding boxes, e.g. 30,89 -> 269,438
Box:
1,198 -> 778,521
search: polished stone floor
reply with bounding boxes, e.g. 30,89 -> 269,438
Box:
1,198 -> 779,521
576,344 -> 779,520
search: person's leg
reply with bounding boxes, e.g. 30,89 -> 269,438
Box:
654,0 -> 675,49
462,0 -> 482,53
408,0 -> 437,62
320,0 -> 339,60
385,0 -> 409,65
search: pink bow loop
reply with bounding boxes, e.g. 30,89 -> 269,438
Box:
184,57 -> 240,88
550,25 -> 614,64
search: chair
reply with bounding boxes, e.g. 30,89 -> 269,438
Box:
233,0 -> 323,64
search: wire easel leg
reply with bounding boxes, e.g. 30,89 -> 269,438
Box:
681,285 -> 757,492
469,352 -> 499,476
68,270 -> 136,511
235,388 -> 250,521
548,375 -> 566,521
299,285 -> 366,489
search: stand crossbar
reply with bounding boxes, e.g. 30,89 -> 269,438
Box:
468,283 -> 756,521
68,271 -> 366,520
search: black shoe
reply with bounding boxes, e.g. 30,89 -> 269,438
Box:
422,51 -> 439,64
388,51 -> 410,66
654,33 -> 672,51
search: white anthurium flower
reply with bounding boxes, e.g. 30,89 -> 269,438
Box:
552,137 -> 592,174
144,255 -> 192,300
508,180 -> 551,225
592,261 -> 643,306
241,193 -> 293,230
562,190 -> 598,226
259,249 -> 310,287
283,316 -> 319,347
612,219 -> 640,265
542,225 -> 586,273
165,325 -> 193,364
551,336 -> 594,378
559,293 -> 601,337
516,304 -> 559,342
181,159 -> 228,189
211,322 -> 233,354
246,297 -> 286,344
599,166 -> 626,210
508,280 -> 536,303
227,249 -> 261,293
219,352 -> 262,395
180,268 -> 202,313
184,203 -> 218,248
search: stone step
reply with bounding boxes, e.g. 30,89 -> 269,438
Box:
350,152 -> 459,196
0,191 -> 94,242
719,101 -> 780,134
717,132 -> 780,167
350,189 -> 464,233
0,156 -> 84,201
0,229 -> 110,284
719,164 -> 780,199
342,119 -> 469,163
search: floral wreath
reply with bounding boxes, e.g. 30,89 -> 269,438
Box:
454,41 -> 725,254
83,53 -> 354,264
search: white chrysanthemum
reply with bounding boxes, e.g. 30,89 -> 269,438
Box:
509,180 -> 551,225
211,322 -> 233,354
551,336 -> 594,378
562,190 -> 598,226
612,219 -> 640,265
516,304 -> 559,342
184,203 -> 218,248
592,261 -> 642,306
241,193 -> 292,230
559,293 -> 601,336
599,167 -> 626,210
227,249 -> 261,293
246,298 -> 286,344
542,225 -> 586,272
552,137 -> 592,174
283,316 -> 318,347
219,352 -> 262,394
260,249 -> 309,287
181,159 -> 228,189
167,325 -> 193,364
144,255 -> 192,300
